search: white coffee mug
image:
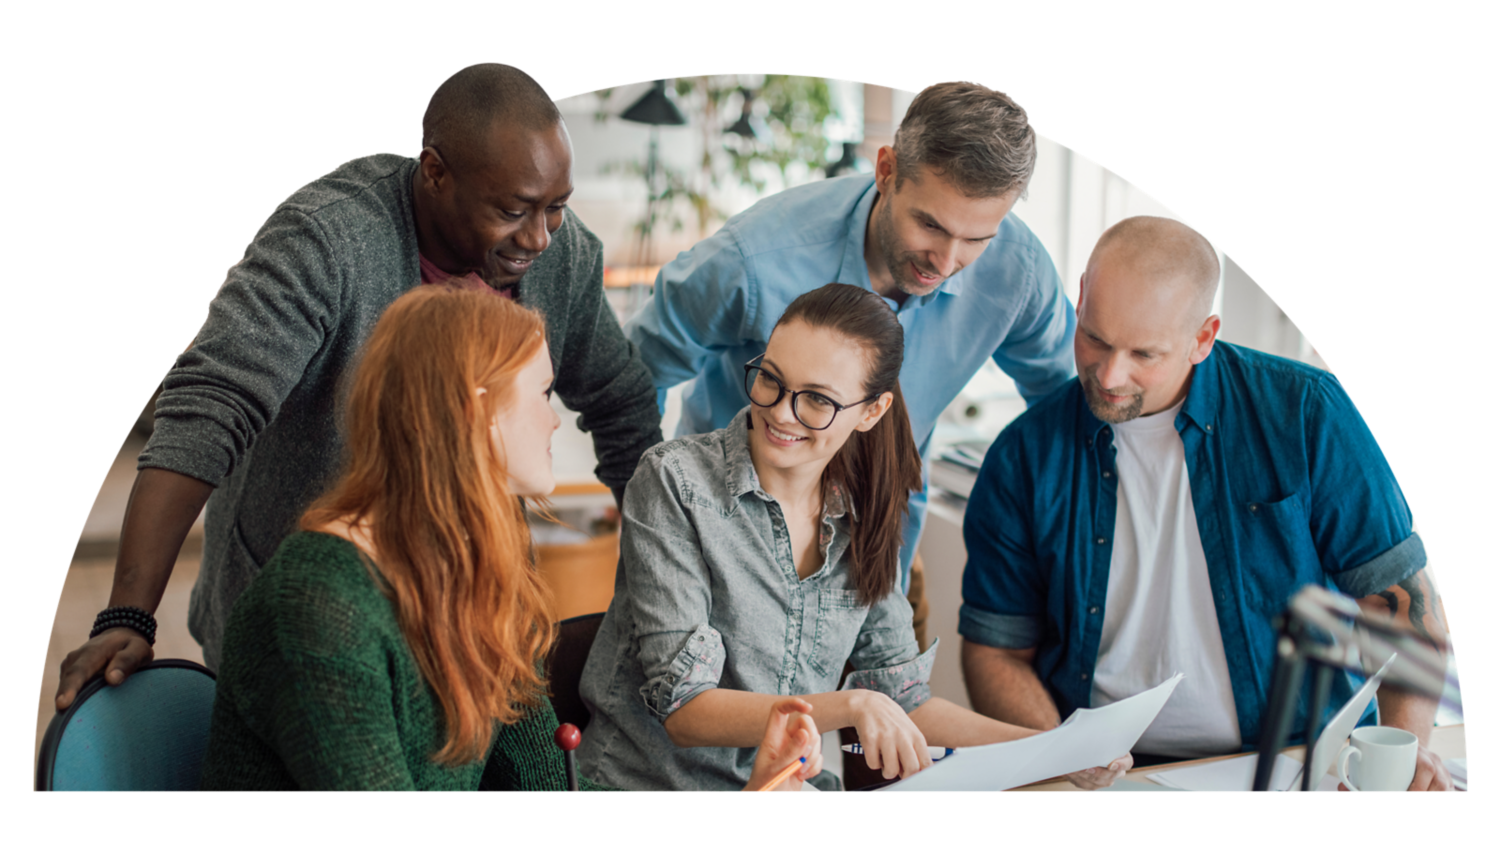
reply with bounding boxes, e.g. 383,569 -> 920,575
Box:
1337,726 -> 1418,791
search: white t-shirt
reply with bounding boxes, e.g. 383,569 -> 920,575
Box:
1089,400 -> 1243,757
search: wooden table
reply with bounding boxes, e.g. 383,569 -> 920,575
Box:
1014,724 -> 1466,791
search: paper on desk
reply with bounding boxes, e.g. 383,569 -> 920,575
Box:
1148,752 -> 1303,791
1105,778 -> 1185,791
885,673 -> 1183,791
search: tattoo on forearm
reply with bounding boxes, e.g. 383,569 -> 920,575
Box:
1399,574 -> 1432,640
1375,589 -> 1399,617
1373,572 -> 1437,641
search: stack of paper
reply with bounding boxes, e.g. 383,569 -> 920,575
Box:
885,674 -> 1183,791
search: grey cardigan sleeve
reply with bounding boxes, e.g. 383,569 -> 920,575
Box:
140,205 -> 343,485
527,210 -> 662,491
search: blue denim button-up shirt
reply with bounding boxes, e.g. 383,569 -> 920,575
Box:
578,407 -> 936,790
625,174 -> 1076,591
959,342 -> 1426,749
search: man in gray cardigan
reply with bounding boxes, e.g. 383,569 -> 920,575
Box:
56,64 -> 662,706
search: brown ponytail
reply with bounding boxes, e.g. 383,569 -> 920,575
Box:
775,284 -> 923,605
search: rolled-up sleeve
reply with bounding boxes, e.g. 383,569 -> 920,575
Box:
1304,374 -> 1426,596
841,641 -> 938,713
639,624 -> 726,720
960,426 -> 1048,649
619,447 -> 727,723
841,585 -> 937,712
958,604 -> 1042,650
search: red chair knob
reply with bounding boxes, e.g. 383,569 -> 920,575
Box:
554,723 -> 582,752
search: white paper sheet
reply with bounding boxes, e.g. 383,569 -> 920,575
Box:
1014,673 -> 1184,784
885,673 -> 1183,791
1148,752 -> 1303,791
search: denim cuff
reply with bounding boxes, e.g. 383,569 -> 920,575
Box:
639,623 -> 726,722
958,604 -> 1042,649
1332,533 -> 1427,597
840,637 -> 938,713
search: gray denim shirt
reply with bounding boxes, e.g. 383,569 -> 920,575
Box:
577,407 -> 937,791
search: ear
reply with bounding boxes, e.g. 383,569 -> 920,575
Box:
417,146 -> 451,194
1188,314 -> 1220,365
853,391 -> 895,432
471,386 -> 491,426
873,145 -> 897,194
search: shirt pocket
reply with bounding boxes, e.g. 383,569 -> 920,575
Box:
810,588 -> 868,676
1236,489 -> 1321,615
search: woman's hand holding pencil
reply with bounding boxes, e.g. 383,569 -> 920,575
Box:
746,698 -> 823,791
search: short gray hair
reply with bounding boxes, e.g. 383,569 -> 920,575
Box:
892,81 -> 1036,198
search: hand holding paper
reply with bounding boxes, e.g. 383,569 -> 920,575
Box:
1065,752 -> 1135,790
887,673 -> 1183,791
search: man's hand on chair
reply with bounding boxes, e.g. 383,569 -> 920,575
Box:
56,627 -> 154,711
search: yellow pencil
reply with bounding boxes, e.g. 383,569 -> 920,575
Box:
756,756 -> 807,792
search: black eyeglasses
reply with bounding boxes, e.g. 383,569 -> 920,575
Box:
742,354 -> 876,431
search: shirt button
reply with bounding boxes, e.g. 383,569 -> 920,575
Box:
1249,504 -> 1258,512
1102,471 -> 1111,478
1080,673 -> 1090,681
1206,424 -> 1213,432
1089,606 -> 1099,614
1095,537 -> 1107,545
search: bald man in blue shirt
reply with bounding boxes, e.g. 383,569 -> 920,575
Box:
959,216 -> 1453,789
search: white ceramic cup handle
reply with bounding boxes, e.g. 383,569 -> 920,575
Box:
1337,745 -> 1363,791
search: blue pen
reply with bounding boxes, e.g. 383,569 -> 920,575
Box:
841,742 -> 954,761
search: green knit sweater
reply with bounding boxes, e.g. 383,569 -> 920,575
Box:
199,531 -> 610,790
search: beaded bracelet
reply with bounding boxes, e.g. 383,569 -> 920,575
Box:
90,606 -> 157,646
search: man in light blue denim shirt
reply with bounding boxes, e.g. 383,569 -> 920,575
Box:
626,82 -> 1076,628
577,408 -> 936,790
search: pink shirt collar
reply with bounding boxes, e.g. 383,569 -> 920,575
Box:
418,252 -> 513,298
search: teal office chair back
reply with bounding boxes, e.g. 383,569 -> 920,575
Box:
37,658 -> 217,790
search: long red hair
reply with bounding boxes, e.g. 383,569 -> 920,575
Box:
302,285 -> 557,766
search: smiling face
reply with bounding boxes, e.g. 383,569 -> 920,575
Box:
417,120 -> 575,289
1074,246 -> 1219,423
489,341 -> 560,497
865,148 -> 1016,301
746,319 -> 893,479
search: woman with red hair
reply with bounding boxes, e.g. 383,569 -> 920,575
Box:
199,285 -> 819,790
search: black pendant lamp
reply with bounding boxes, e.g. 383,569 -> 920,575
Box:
725,87 -> 768,142
620,79 -> 687,126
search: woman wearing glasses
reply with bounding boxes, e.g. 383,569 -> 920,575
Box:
578,284 -> 1130,790
197,287 -> 820,791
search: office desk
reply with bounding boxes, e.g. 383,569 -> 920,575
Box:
1013,724 -> 1466,791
